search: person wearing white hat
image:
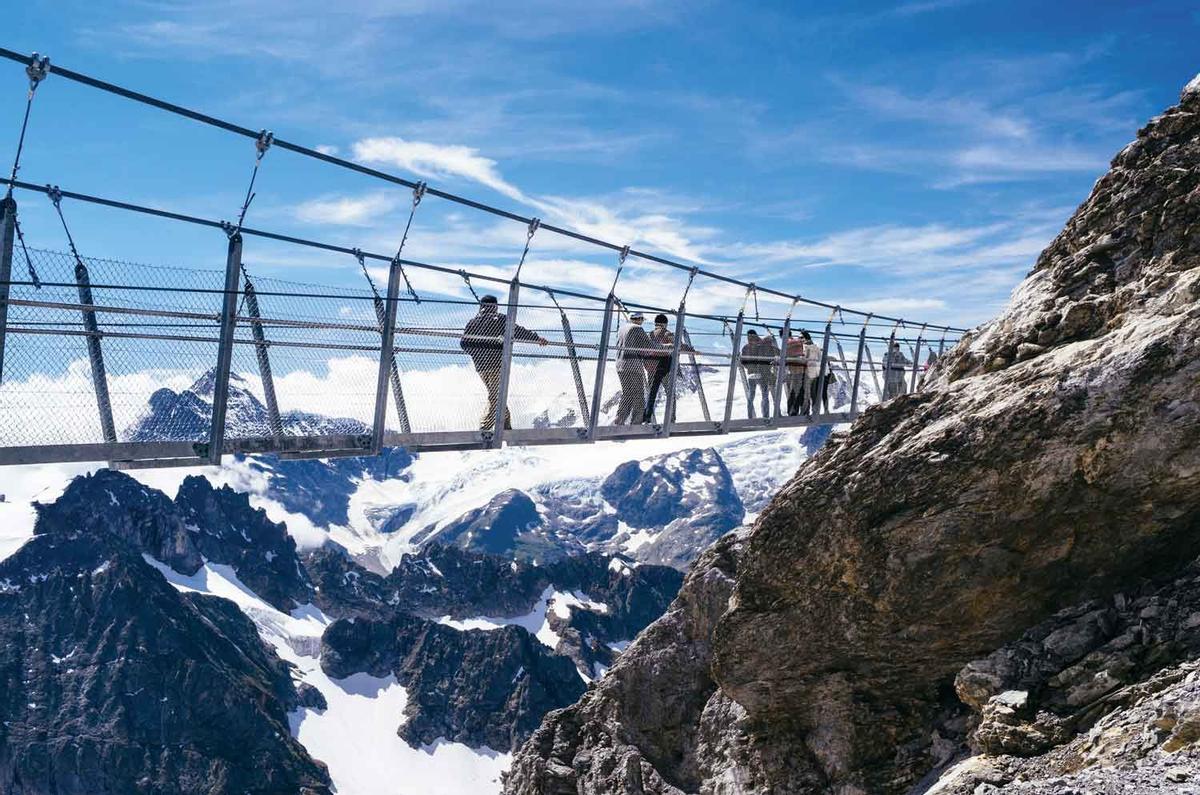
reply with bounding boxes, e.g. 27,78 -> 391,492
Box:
613,310 -> 652,424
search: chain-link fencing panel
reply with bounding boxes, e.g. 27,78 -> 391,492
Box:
0,247 -> 223,446
503,293 -> 606,432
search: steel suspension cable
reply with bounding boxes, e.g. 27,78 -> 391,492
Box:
0,47 -> 967,333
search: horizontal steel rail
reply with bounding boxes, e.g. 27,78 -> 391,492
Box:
0,48 -> 966,333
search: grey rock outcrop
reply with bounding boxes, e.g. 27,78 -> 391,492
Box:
505,77 -> 1200,794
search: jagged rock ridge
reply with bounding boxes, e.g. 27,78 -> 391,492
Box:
503,77 -> 1200,794
0,467 -> 684,790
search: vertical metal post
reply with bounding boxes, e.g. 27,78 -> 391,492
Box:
560,310 -> 590,425
722,312 -> 745,428
370,277 -> 410,437
909,336 -> 924,394
850,327 -> 866,415
207,233 -> 243,465
682,329 -> 711,423
660,307 -> 687,436
490,279 -> 521,447
882,329 -> 898,401
814,323 -> 833,415
75,258 -> 117,443
586,294 -> 616,441
242,277 -> 282,439
771,320 -> 791,420
0,197 -> 14,386
370,259 -> 403,453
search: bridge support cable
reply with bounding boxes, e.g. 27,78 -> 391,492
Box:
825,308 -> 858,409
0,48 -> 970,335
586,293 -> 617,442
659,267 -> 698,435
681,327 -> 710,423
660,307 -> 687,438
240,268 -> 283,440
489,279 -> 521,448
545,289 -> 590,428
850,323 -> 868,415
815,320 -> 834,414
207,231 -> 244,465
909,323 -> 928,393
47,187 -> 117,443
512,217 -> 540,281
370,255 -> 405,453
4,53 -> 49,203
0,196 -> 13,384
359,253 -> 412,437
609,244 -> 631,296
722,311 -> 746,429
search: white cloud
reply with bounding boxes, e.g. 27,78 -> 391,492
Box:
293,192 -> 399,226
352,137 -> 530,204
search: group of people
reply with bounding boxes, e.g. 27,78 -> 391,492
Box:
740,328 -> 832,419
458,297 -> 686,431
613,311 -> 689,425
457,294 -> 922,433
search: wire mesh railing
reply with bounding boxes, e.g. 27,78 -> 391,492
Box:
0,239 -> 956,468
0,48 -> 965,467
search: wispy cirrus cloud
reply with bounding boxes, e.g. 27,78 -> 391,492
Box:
352,138 -> 531,204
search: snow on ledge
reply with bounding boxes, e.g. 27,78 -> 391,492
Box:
1185,73 -> 1200,97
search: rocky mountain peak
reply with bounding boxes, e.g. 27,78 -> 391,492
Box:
504,75 -> 1200,795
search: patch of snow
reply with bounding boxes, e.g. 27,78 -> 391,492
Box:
607,640 -> 630,653
437,586 -> 561,649
143,552 -> 511,794
0,462 -> 95,564
288,669 -> 510,795
607,558 -> 632,576
621,523 -> 660,554
1185,73 -> 1200,97
91,561 -> 112,577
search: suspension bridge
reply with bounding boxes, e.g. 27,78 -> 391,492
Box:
0,48 -> 966,470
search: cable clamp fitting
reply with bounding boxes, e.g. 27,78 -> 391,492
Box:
25,53 -> 50,93
220,220 -> 238,238
45,184 -> 62,208
255,129 -> 274,160
412,181 -> 427,206
526,217 -> 540,239
618,244 -> 630,264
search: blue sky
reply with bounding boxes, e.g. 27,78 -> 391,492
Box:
4,0 -> 1198,328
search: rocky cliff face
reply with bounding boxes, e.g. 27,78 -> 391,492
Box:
504,78 -> 1200,794
0,480 -> 331,794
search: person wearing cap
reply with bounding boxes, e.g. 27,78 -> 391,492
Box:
641,313 -> 691,424
613,310 -> 652,424
460,294 -> 548,431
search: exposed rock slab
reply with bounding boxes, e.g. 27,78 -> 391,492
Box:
505,77 -> 1200,795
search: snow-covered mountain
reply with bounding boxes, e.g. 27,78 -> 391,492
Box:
128,369 -> 370,441
0,362 -> 845,795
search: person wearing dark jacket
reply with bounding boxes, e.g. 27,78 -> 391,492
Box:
614,311 -> 653,424
740,330 -> 776,418
642,313 -> 691,424
460,295 -> 547,431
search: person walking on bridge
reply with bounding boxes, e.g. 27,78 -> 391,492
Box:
741,330 -> 776,419
460,294 -> 548,431
882,340 -> 911,400
614,311 -> 653,424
